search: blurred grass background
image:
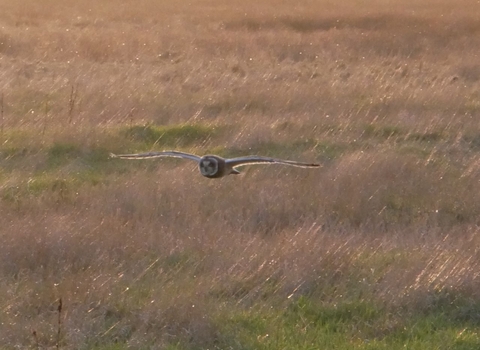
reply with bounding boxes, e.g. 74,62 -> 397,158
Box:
0,0 -> 480,348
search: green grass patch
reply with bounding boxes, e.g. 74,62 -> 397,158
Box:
0,171 -> 107,204
47,142 -> 81,165
211,295 -> 480,350
44,142 -> 115,173
0,145 -> 29,159
26,176 -> 73,196
314,140 -> 350,161
0,175 -> 77,204
362,124 -> 444,148
120,123 -> 219,148
406,131 -> 443,143
363,124 -> 404,140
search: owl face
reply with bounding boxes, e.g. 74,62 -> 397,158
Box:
199,156 -> 220,177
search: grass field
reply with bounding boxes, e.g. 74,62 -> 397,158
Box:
1,0 -> 480,348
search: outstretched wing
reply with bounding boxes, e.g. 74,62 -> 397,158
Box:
110,150 -> 201,163
226,155 -> 320,169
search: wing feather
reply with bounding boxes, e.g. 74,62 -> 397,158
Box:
226,156 -> 320,168
110,151 -> 201,163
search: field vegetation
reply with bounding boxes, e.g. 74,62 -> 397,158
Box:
1,0 -> 480,348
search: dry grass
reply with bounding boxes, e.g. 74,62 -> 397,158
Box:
1,0 -> 480,348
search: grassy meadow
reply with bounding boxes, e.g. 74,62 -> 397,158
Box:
1,0 -> 480,348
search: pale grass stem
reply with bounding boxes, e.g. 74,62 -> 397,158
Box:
1,92 -> 3,138
128,107 -> 135,128
42,98 -> 49,138
68,84 -> 78,124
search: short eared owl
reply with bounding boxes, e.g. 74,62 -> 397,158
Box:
110,151 -> 319,179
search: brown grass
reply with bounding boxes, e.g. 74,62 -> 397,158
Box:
1,0 -> 480,348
